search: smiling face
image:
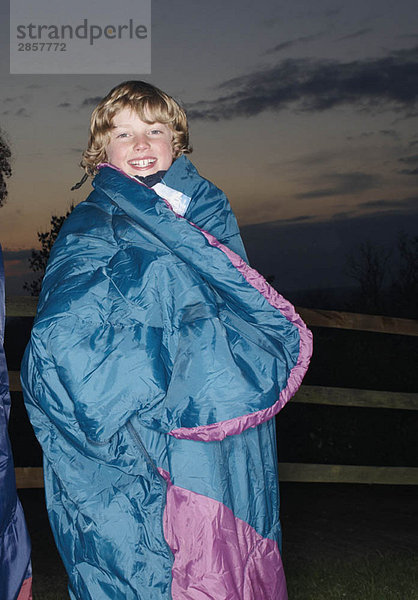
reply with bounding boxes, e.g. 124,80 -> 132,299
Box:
105,107 -> 174,177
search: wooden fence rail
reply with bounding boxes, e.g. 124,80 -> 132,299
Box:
6,295 -> 418,336
8,373 -> 418,411
6,297 -> 418,486
14,464 -> 418,489
297,307 -> 418,336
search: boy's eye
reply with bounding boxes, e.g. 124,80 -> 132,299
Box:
149,129 -> 162,135
116,132 -> 130,138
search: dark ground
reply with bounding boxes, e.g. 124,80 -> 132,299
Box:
8,317 -> 418,598
19,482 -> 417,599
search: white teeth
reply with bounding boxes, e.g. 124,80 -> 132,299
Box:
129,159 -> 156,167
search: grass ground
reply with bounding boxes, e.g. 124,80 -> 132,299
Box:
281,483 -> 417,599
18,482 -> 417,599
285,553 -> 417,599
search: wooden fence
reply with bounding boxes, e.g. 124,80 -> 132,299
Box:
6,296 -> 418,488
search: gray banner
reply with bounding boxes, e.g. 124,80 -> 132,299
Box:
10,0 -> 151,74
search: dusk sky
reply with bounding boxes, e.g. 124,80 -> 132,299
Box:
1,0 -> 417,294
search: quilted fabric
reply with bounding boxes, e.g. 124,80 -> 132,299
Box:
0,247 -> 32,600
21,157 -> 312,599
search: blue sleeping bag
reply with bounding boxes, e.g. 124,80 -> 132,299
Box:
21,157 -> 312,599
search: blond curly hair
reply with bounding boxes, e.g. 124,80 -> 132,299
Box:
81,81 -> 192,176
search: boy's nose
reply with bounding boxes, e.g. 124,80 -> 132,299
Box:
134,135 -> 150,149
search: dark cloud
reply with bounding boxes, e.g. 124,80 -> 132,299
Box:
332,211 -> 357,220
187,45 -> 418,121
265,40 -> 298,53
282,150 -> 339,168
346,131 -> 374,140
15,108 -> 30,118
58,102 -> 71,108
323,7 -> 343,18
399,154 -> 418,164
1,248 -> 32,261
394,110 -> 418,121
278,215 -> 314,224
338,28 -> 373,41
399,167 -> 418,175
2,96 -> 30,105
361,199 -> 398,208
265,32 -> 323,54
379,129 -> 400,139
296,172 -> 381,200
360,196 -> 418,209
81,96 -> 103,107
397,153 -> 418,174
260,16 -> 282,29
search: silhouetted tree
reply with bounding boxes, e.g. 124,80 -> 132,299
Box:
0,130 -> 12,206
345,234 -> 418,317
24,206 -> 74,296
391,232 -> 418,318
345,241 -> 391,313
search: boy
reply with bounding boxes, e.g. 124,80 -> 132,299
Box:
80,80 -> 248,260
21,81 -> 312,599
